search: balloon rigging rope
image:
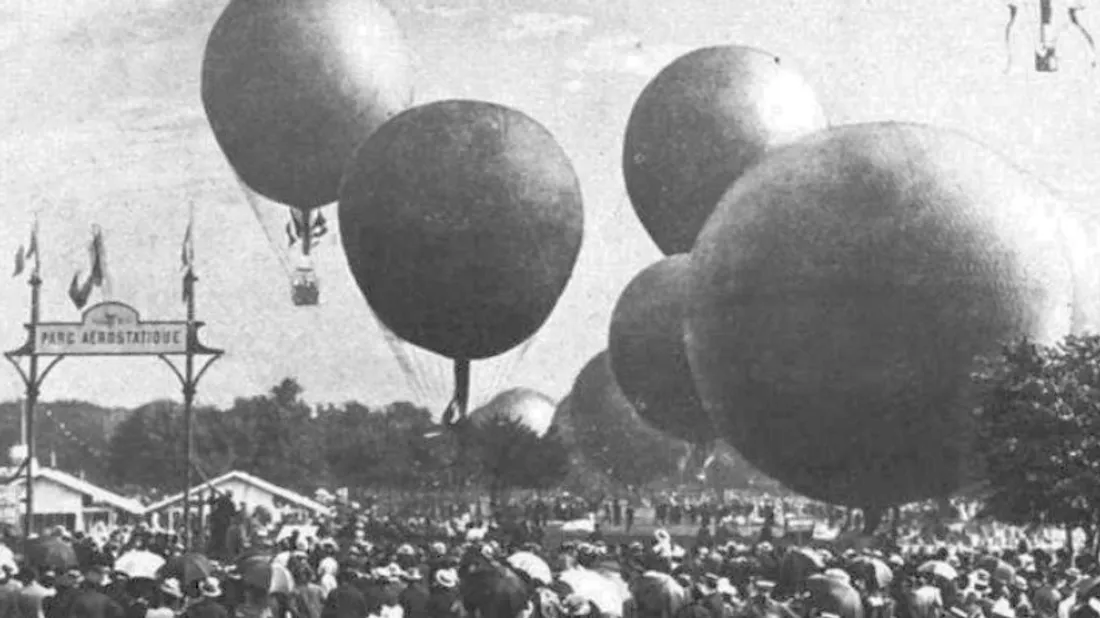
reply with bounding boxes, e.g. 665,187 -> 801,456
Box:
373,314 -> 433,405
232,174 -> 295,278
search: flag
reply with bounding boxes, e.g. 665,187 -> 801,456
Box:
12,246 -> 24,278
181,211 -> 196,304
68,227 -> 106,311
12,218 -> 39,278
180,217 -> 194,273
286,221 -> 298,247
88,226 -> 106,287
68,272 -> 94,310
26,220 -> 37,261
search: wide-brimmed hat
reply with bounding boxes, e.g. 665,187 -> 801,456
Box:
434,568 -> 458,589
991,598 -> 1016,618
717,577 -> 738,599
160,577 -> 183,599
199,577 -> 222,598
563,594 -> 592,617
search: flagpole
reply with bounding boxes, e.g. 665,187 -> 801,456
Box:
22,226 -> 41,542
182,203 -> 196,551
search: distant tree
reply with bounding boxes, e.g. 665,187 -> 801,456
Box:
972,335 -> 1100,549
469,415 -> 571,505
558,393 -> 687,489
224,378 -> 327,491
525,426 -> 571,490
108,400 -> 183,489
0,400 -> 124,485
323,400 -> 444,490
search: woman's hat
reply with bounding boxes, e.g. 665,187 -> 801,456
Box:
563,594 -> 593,617
199,576 -> 222,598
434,568 -> 458,589
716,577 -> 738,598
160,577 -> 183,599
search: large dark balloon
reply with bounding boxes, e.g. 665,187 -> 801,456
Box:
622,45 -> 828,255
339,100 -> 584,360
202,0 -> 413,209
470,388 -> 556,437
608,255 -> 712,444
686,122 -> 1075,509
554,351 -> 687,486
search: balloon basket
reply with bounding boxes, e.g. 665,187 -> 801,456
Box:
1035,49 -> 1058,72
291,268 -> 319,306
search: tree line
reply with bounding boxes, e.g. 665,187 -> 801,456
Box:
973,333 -> 1100,554
0,378 -> 712,502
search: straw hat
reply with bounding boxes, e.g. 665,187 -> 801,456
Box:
160,578 -> 183,599
434,568 -> 458,589
199,577 -> 222,599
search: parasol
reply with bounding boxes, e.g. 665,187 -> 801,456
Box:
115,550 -> 166,580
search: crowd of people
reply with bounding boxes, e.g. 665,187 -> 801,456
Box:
0,488 -> 1087,618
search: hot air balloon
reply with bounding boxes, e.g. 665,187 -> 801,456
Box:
622,45 -> 828,255
1003,0 -> 1095,73
339,99 -> 584,427
470,388 -> 557,437
556,351 -> 688,486
608,254 -> 713,446
201,0 -> 414,305
685,122 -> 1075,524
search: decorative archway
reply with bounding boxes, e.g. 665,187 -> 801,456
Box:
5,269 -> 222,548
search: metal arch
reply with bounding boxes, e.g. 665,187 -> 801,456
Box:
157,351 -> 223,390
37,356 -> 66,388
1,354 -> 65,391
157,354 -> 186,387
3,355 -> 29,388
194,351 -> 223,387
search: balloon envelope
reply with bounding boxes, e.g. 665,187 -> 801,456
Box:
202,0 -> 413,208
339,99 -> 584,360
623,45 -> 828,255
609,254 -> 712,445
556,351 -> 687,483
686,122 -> 1075,508
471,387 -> 556,437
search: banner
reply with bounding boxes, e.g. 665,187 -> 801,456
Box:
31,302 -> 189,356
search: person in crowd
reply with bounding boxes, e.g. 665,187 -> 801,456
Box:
289,556 -> 325,618
145,577 -> 184,618
17,566 -> 55,618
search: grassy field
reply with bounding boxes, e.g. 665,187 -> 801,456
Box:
543,513 -> 820,549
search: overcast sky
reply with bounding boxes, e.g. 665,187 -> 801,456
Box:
1,0 -> 1098,413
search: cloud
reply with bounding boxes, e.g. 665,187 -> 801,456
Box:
563,80 -> 585,93
414,4 -> 476,19
498,12 -> 592,42
565,33 -> 693,78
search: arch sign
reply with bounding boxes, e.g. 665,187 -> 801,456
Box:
15,301 -> 207,356
5,272 -> 222,549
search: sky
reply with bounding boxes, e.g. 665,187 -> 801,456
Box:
2,0 -> 1100,413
